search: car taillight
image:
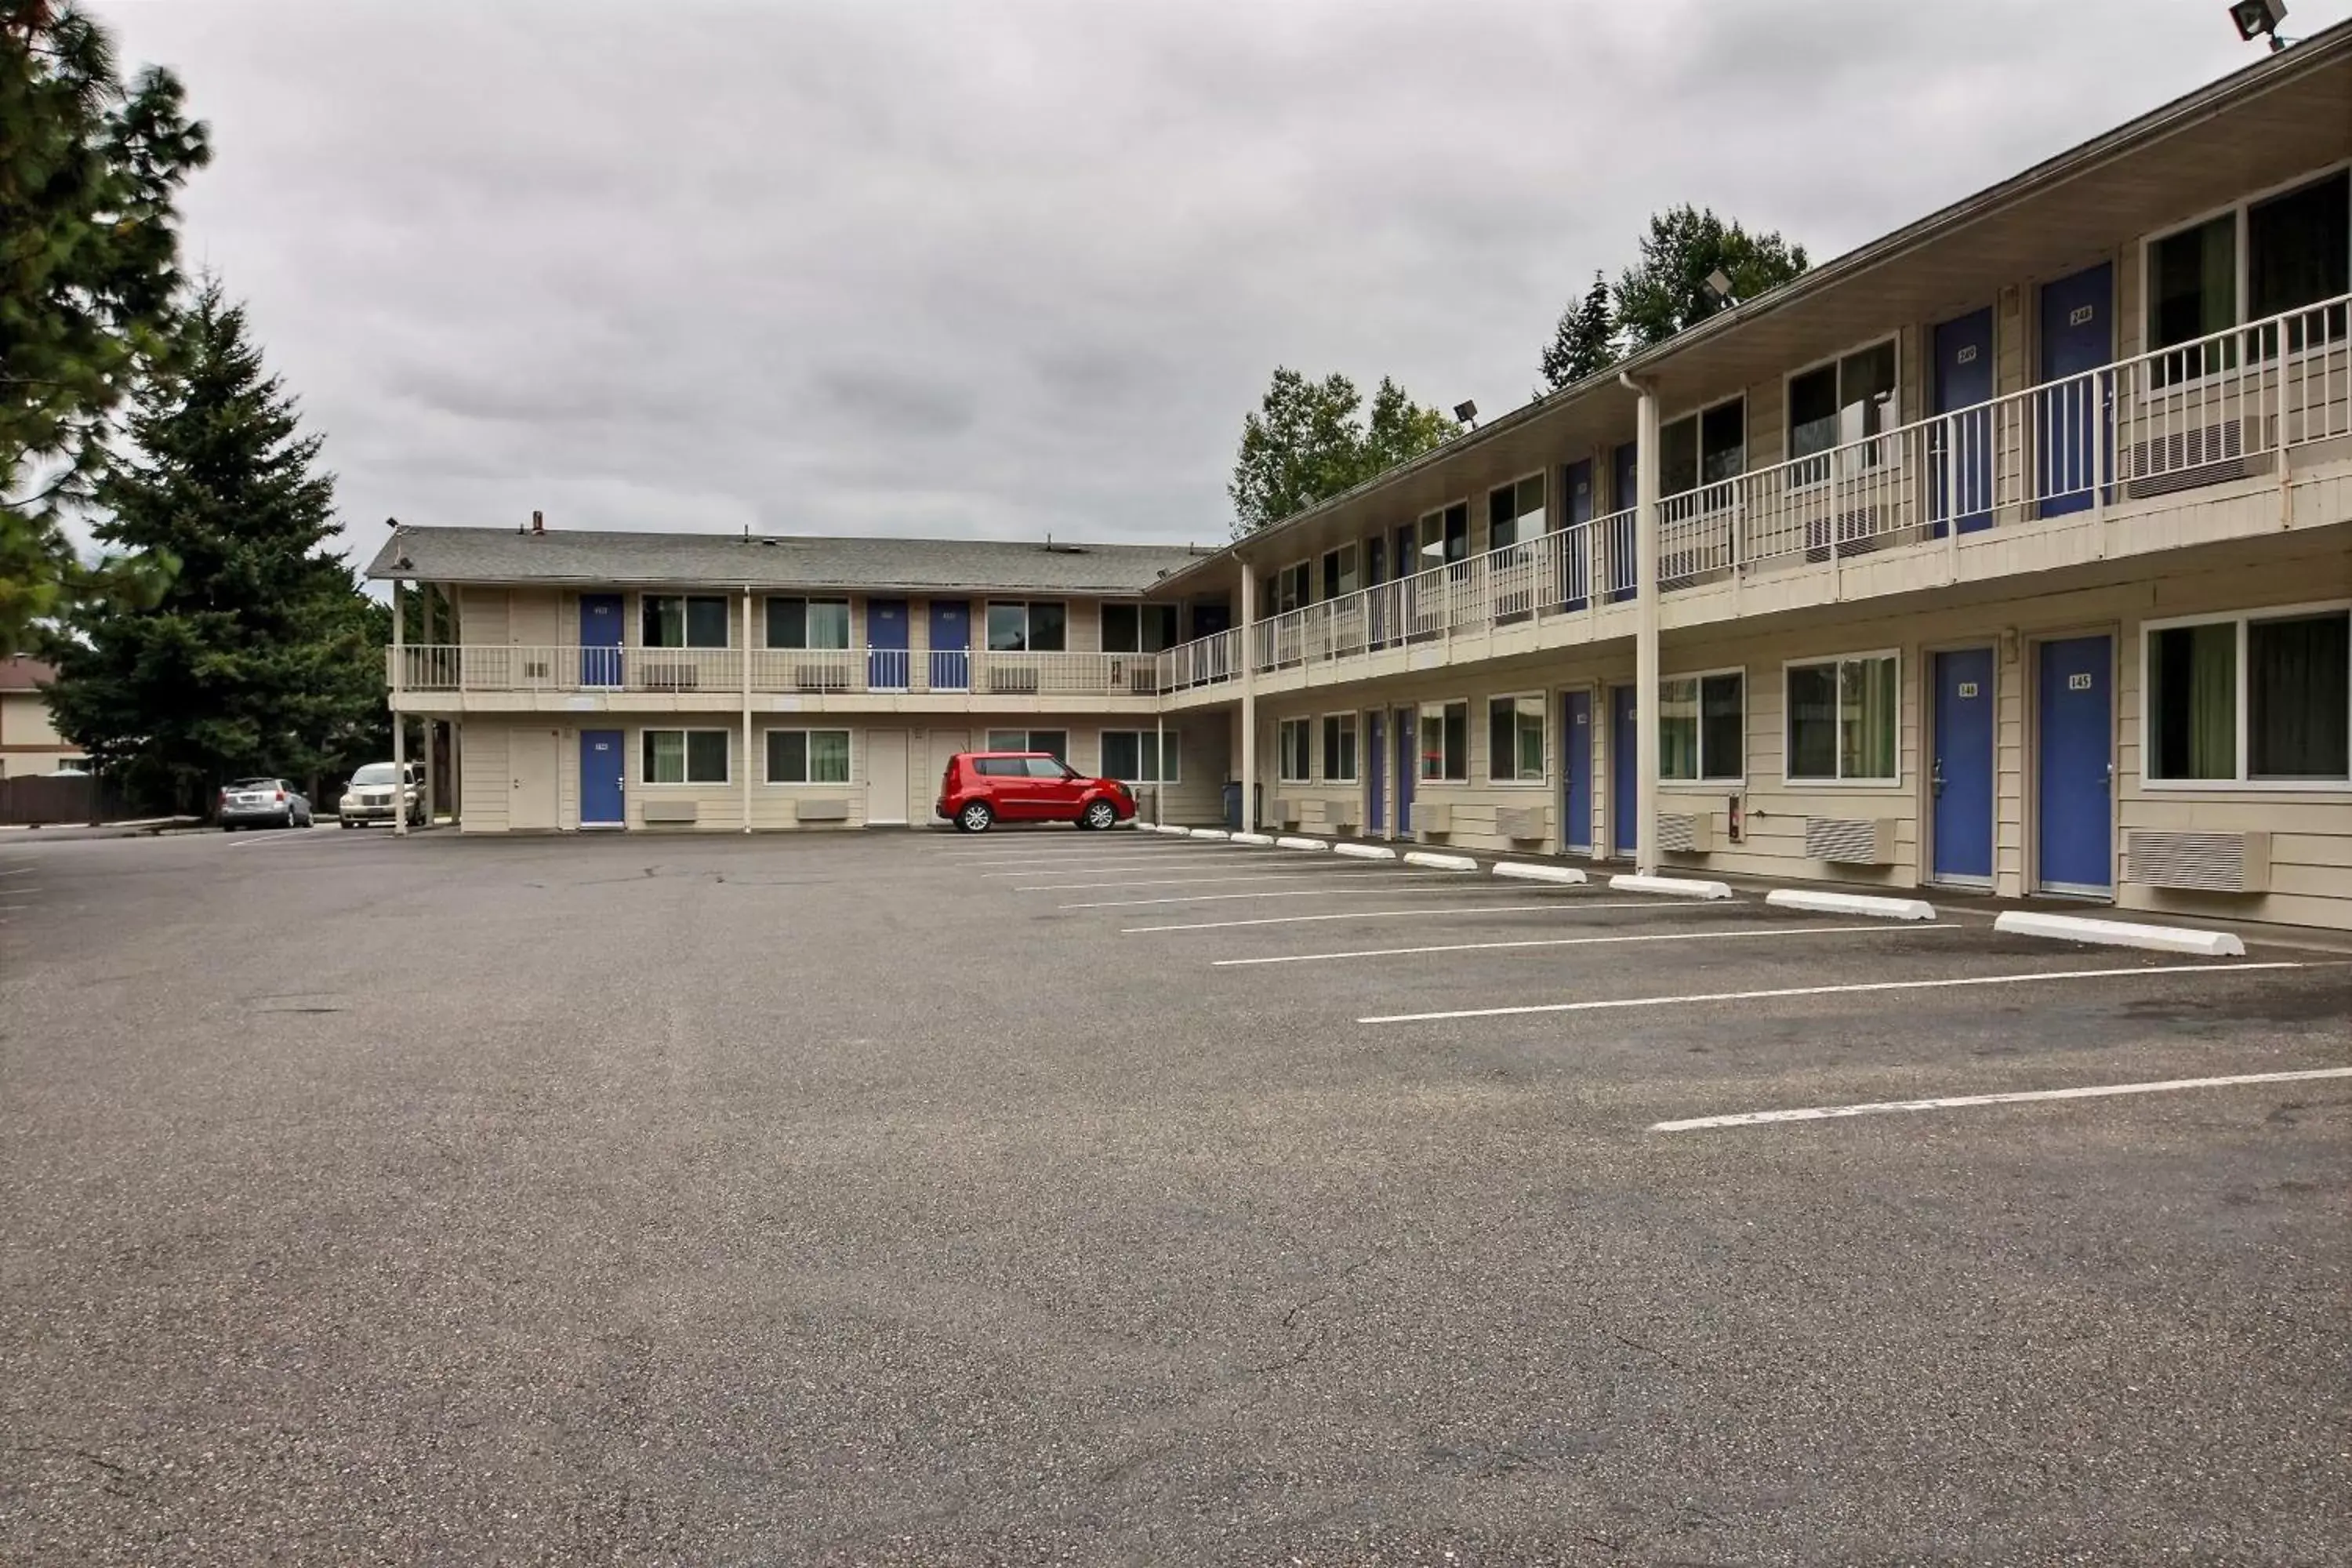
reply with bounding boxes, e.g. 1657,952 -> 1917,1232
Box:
274,790 -> 286,802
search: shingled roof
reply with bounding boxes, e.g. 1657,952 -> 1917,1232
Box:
363,526 -> 1211,596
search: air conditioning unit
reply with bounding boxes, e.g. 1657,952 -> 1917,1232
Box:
2126,416 -> 2259,499
521,659 -> 550,681
1269,797 -> 1303,829
1417,801 -> 1454,834
1659,811 -> 1714,854
987,667 -> 1040,695
641,800 -> 698,825
1323,801 -> 1359,835
794,664 -> 851,693
1496,805 -> 1547,841
1805,816 -> 1898,866
640,662 -> 699,691
2126,829 -> 2270,894
795,799 -> 851,824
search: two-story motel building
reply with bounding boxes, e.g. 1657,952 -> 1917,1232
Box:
375,29 -> 2352,932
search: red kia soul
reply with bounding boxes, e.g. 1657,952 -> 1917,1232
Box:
936,751 -> 1135,833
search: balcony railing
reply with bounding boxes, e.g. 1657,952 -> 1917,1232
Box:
392,645 -> 1168,698
1152,290 -> 2350,688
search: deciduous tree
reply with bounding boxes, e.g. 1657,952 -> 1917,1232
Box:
1229,368 -> 1454,537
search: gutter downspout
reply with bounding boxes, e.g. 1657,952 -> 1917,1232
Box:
1620,370 -> 1660,877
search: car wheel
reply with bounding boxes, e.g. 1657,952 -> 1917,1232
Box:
340,818 -> 355,829
957,800 -> 993,833
1081,799 -> 1118,831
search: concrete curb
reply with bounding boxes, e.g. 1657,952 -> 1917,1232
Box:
1994,910 -> 2247,957
1403,851 -> 1479,872
1187,828 -> 1231,840
1149,823 -> 1189,836
1493,862 -> 1588,885
1275,837 -> 1329,851
1333,843 -> 1397,860
1766,889 -> 1937,921
1610,873 -> 1733,900
1231,832 -> 1276,847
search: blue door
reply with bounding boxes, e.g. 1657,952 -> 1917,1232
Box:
579,593 -> 623,687
868,598 -> 909,688
1367,710 -> 1386,837
1932,307 -> 1995,535
2038,264 -> 2112,517
1931,648 -> 1996,884
927,600 -> 969,690
580,729 -> 625,827
2036,635 -> 2113,895
1560,457 -> 1595,609
1610,685 -> 1637,857
1563,689 -> 1593,854
1393,707 -> 1415,837
1608,443 -> 1639,601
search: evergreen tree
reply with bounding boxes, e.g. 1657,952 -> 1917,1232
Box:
46,285 -> 383,812
0,2 -> 210,654
1612,205 -> 1808,351
1539,270 -> 1618,392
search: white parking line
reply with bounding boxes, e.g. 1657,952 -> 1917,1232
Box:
1359,961 -> 2306,1024
980,858 -> 1257,877
1062,887 -> 1453,909
0,866 -> 34,877
1653,1065 -> 2352,1133
1123,900 -> 1656,934
1215,922 -> 1959,967
1016,872 -> 1412,891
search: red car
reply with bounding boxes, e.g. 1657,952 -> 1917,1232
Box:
936,751 -> 1135,833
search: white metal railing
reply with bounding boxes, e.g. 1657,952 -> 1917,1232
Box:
392,644 -> 1163,697
1157,627 -> 1241,691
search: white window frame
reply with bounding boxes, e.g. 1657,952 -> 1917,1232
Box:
1485,471 -> 1548,553
1101,729 -> 1181,785
2139,160 -> 2352,372
984,601 -> 1068,654
1417,699 -> 1468,782
641,728 -> 730,786
1782,651 -> 1904,786
2140,601 -> 2352,791
1657,667 -> 1746,787
1416,501 -> 1470,578
763,595 -> 851,651
1102,602 -> 1178,655
1320,712 -> 1359,783
1277,717 -> 1314,784
986,728 -> 1069,760
1657,396 -> 1746,500
640,593 -> 732,649
1486,691 -> 1548,785
762,726 -> 852,786
1783,334 -> 1903,485
1321,543 -> 1362,601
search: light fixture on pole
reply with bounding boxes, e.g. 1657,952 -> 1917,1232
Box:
1453,399 -> 1479,431
2229,0 -> 2289,49
1703,267 -> 1739,310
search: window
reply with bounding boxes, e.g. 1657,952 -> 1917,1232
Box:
1101,730 -> 1180,783
1024,757 -> 1071,779
986,728 -> 1068,760
1417,503 -> 1469,574
1322,543 -> 1361,600
1660,400 -> 1744,497
1321,713 -> 1358,782
1418,700 -> 1468,781
1486,475 -> 1545,551
972,757 -> 1026,778
2148,169 -> 2350,372
642,729 -> 728,785
2147,608 -> 2350,784
1788,341 -> 1898,478
1102,603 -> 1178,654
766,728 -> 851,784
1278,718 -> 1313,783
985,602 -> 1066,653
1658,671 -> 1744,782
1265,562 -> 1310,614
1487,695 -> 1545,782
765,597 -> 850,649
1786,655 -> 1900,783
641,595 -> 730,648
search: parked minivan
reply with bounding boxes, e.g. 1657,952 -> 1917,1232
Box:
935,752 -> 1134,833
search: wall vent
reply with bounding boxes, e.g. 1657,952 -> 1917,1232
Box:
2126,829 -> 2270,894
1805,817 -> 1897,865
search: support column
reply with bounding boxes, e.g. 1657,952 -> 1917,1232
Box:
740,583 -> 753,833
1237,568 -> 1257,834
1154,707 -> 1166,826
419,584 -> 436,828
390,577 -> 407,839
1628,376 -> 1662,877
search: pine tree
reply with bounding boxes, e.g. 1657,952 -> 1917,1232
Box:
46,285 -> 383,812
1613,205 -> 1808,351
1539,271 -> 1617,393
0,2 -> 209,654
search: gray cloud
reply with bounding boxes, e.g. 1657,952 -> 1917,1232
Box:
89,0 -> 2350,568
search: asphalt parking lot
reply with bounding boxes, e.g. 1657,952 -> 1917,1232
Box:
2,824 -> 2347,1565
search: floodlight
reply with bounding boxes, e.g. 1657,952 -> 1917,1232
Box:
2230,0 -> 2287,44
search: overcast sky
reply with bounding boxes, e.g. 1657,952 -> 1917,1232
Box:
88,0 -> 2350,566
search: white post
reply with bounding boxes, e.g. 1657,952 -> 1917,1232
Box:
1154,706 -> 1166,827
419,585 -> 436,828
390,576 -> 408,838
1626,375 -> 1662,877
740,583 -> 753,833
1238,567 -> 1258,835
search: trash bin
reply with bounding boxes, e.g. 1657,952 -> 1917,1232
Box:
1221,781 -> 1261,832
